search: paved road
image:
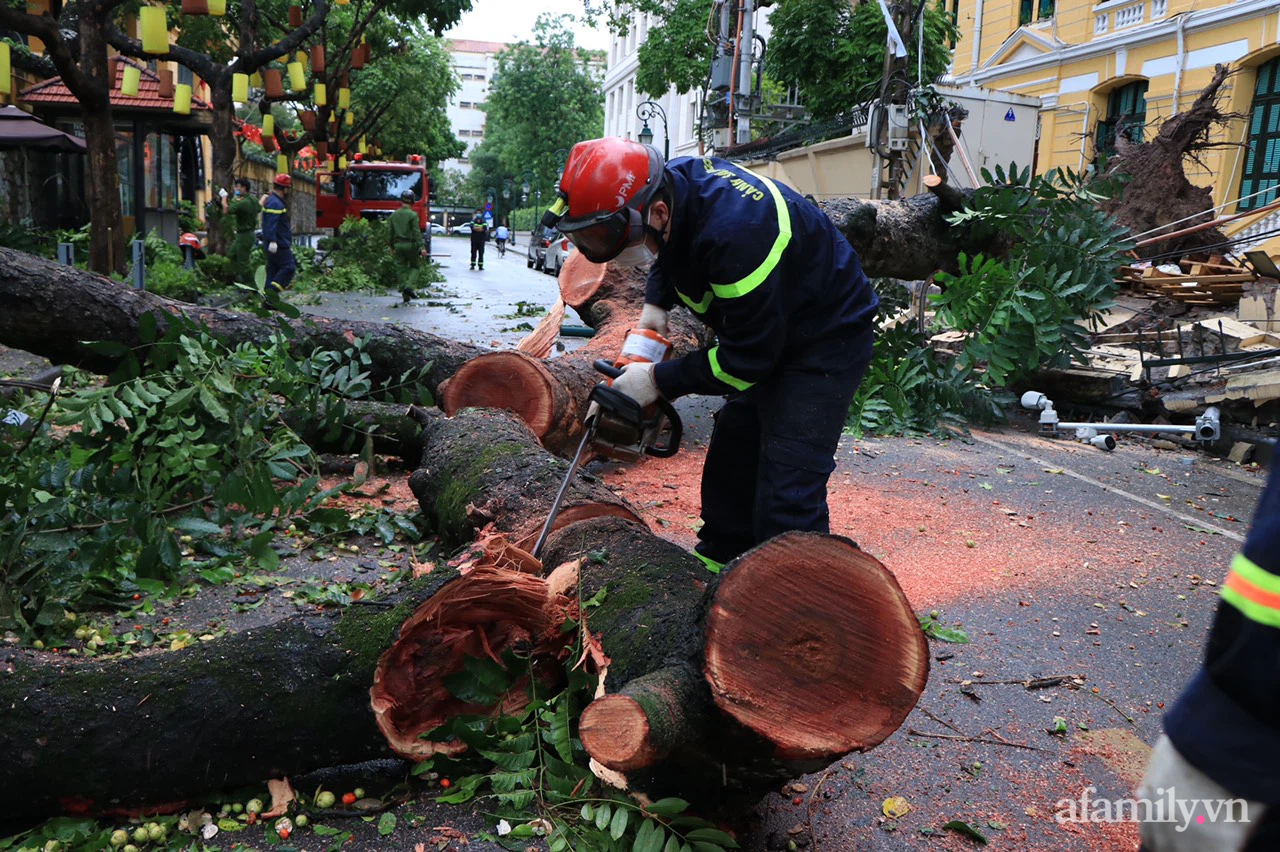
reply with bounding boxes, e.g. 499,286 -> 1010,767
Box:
298,234 -> 583,352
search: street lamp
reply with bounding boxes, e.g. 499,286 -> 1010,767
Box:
519,168 -> 536,206
636,100 -> 669,160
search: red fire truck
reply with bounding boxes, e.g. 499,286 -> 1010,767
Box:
316,153 -> 434,252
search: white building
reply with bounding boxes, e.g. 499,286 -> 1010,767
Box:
441,39 -> 508,175
602,11 -> 707,160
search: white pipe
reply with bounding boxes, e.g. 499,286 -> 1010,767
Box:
1172,12 -> 1189,116
1078,102 -> 1092,172
971,0 -> 985,76
1060,421 -> 1196,434
946,119 -> 980,185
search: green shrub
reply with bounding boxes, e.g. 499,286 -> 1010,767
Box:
0,219 -> 55,256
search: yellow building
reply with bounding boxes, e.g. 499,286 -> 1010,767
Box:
951,0 -> 1280,244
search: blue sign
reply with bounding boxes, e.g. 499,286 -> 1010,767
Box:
1004,108 -> 1016,122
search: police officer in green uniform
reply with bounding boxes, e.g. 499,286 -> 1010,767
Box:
387,190 -> 423,303
221,178 -> 260,284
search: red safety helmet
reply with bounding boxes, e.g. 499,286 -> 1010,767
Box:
273,174 -> 293,188
551,138 -> 664,263
178,233 -> 202,250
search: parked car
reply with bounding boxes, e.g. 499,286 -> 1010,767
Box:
526,225 -> 551,270
453,222 -> 473,234
543,230 -> 576,277
429,223 -> 447,235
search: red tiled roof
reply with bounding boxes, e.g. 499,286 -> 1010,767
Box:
21,56 -> 213,111
445,39 -> 510,55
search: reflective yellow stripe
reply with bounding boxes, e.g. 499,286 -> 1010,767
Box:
262,208 -> 286,214
693,550 -> 724,574
708,172 -> 791,300
1221,553 -> 1280,628
707,345 -> 753,391
677,289 -> 713,314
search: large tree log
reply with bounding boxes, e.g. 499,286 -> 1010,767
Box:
0,248 -> 483,395
0,409 -> 620,818
438,256 -> 711,456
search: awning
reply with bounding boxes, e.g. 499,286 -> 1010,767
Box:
0,105 -> 87,153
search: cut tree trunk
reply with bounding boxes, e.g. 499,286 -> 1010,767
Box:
0,249 -> 483,396
407,406 -> 641,548
76,22 -> 126,276
438,256 -> 711,456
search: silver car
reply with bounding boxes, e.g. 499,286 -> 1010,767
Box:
526,225 -> 551,270
543,230 -> 576,276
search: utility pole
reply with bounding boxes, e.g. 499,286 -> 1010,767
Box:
869,1 -> 920,200
734,0 -> 756,146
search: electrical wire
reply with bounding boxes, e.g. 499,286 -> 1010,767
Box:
1128,185 -> 1280,240
1139,223 -> 1280,264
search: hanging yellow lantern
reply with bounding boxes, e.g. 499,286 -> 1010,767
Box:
358,135 -> 367,154
337,87 -> 350,109
314,83 -> 327,106
338,155 -> 347,169
277,154 -> 289,174
287,61 -> 306,92
0,43 -> 10,96
120,63 -> 141,97
140,7 -> 170,55
173,83 -> 192,115
296,50 -> 307,66
208,0 -> 226,14
250,71 -> 262,88
345,110 -> 354,126
232,72 -> 249,103
262,113 -> 275,136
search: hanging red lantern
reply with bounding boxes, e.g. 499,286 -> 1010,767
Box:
263,69 -> 284,98
157,68 -> 175,98
310,45 -> 325,74
181,0 -> 209,14
298,110 -> 317,132
288,5 -> 302,27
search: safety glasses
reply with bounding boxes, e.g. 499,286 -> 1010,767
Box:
558,206 -> 645,263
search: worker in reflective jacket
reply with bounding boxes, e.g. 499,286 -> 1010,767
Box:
261,173 -> 295,296
548,138 -> 879,571
1138,462 -> 1280,850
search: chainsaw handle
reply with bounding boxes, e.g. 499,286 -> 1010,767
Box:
592,360 -> 682,458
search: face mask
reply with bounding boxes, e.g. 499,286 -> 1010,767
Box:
234,189 -> 243,197
612,216 -> 665,268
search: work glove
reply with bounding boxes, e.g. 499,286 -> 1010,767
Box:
1137,735 -> 1267,851
610,362 -> 660,408
638,303 -> 669,338
218,188 -> 229,199
268,242 -> 279,254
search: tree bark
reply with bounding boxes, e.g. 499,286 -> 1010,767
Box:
0,248 -> 482,396
77,8 -> 125,275
438,256 -> 711,456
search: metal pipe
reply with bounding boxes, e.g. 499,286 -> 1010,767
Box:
1134,197 -> 1280,247
1172,11 -> 1189,117
970,0 -> 985,76
1059,421 -> 1196,434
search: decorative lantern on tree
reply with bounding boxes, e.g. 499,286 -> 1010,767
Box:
232,72 -> 249,103
288,5 -> 302,27
287,61 -> 306,92
173,83 -> 192,115
120,63 -> 142,97
157,68 -> 175,98
263,69 -> 284,98
0,43 -> 9,96
337,87 -> 350,109
208,0 -> 226,14
181,0 -> 209,15
140,7 -> 170,54
310,46 -> 326,74
314,83 -> 327,106
262,113 -> 275,137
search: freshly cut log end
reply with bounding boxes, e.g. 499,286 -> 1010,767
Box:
580,695 -> 656,771
439,351 -> 564,439
370,566 -> 568,761
579,664 -> 708,772
704,532 -> 929,761
558,253 -> 610,310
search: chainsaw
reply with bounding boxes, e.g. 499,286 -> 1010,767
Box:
531,359 -> 682,557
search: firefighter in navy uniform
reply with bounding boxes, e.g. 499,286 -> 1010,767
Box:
547,137 -> 879,571
1138,462 -> 1280,851
261,173 -> 296,297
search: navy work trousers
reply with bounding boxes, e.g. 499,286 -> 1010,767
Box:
265,249 -> 296,293
695,325 -> 874,566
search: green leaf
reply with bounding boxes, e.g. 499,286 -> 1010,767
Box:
377,812 -> 397,836
581,803 -> 595,821
646,798 -> 690,817
686,828 -> 739,848
610,805 -> 630,840
595,802 -> 613,831
942,820 -> 988,845
663,834 -> 682,852
197,384 -> 230,423
173,517 -> 224,537
632,820 -> 664,852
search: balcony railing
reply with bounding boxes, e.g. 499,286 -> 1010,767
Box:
1093,0 -> 1168,35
